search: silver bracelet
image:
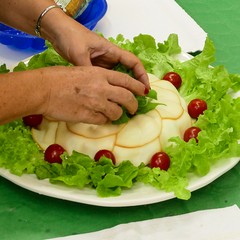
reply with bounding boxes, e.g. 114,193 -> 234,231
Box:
35,5 -> 63,37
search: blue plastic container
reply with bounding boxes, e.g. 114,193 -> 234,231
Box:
0,0 -> 107,50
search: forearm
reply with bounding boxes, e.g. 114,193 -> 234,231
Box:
0,0 -> 62,36
0,70 -> 47,124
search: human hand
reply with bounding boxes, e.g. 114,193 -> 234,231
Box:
40,66 -> 147,124
41,11 -> 150,89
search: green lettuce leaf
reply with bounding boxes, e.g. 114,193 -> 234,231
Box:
13,45 -> 71,72
0,121 -> 43,176
34,151 -> 139,197
112,89 -> 162,125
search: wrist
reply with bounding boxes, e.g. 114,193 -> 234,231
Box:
0,69 -> 49,124
35,5 -> 63,37
23,69 -> 50,116
37,5 -> 69,42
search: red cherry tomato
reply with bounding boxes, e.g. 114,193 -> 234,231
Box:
22,114 -> 43,128
150,152 -> 170,171
188,99 -> 207,118
162,72 -> 182,89
94,149 -> 116,165
183,127 -> 201,143
44,144 -> 65,164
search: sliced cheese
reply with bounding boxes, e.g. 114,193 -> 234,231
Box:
116,110 -> 161,147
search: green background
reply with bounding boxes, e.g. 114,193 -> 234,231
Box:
0,1 -> 239,239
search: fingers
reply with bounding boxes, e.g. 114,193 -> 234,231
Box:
106,69 -> 147,96
68,99 -> 123,124
69,69 -> 143,121
107,86 -> 138,115
115,48 -> 150,89
130,60 -> 150,89
104,70 -> 148,115
100,101 -> 123,121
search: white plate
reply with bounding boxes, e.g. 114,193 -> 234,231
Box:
1,52 -> 239,207
0,157 -> 239,207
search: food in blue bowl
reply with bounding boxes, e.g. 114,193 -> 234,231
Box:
0,0 -> 107,50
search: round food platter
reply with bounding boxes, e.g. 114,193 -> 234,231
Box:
0,50 -> 239,207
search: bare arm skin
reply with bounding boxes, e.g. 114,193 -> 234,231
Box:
0,66 -> 147,125
0,0 -> 55,36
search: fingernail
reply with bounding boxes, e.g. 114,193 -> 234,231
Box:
144,87 -> 149,95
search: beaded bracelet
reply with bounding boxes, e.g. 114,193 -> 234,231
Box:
35,5 -> 63,37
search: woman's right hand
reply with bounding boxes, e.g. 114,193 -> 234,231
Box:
40,66 -> 147,124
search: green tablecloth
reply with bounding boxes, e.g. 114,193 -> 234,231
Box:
0,1 -> 239,239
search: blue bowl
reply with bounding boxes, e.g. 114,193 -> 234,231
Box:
76,0 -> 107,30
0,0 -> 107,50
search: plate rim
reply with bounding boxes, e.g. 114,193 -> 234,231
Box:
0,157 -> 238,207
